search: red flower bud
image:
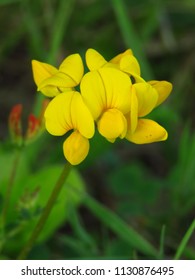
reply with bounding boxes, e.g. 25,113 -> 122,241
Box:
8,104 -> 23,146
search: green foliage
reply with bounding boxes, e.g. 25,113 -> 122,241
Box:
107,162 -> 162,216
0,146 -> 85,256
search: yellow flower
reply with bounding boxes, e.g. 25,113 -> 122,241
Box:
80,67 -> 132,142
126,80 -> 172,144
82,49 -> 173,144
32,53 -> 84,97
85,48 -> 141,80
44,91 -> 95,165
31,49 -> 173,164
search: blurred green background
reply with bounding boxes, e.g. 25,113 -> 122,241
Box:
0,0 -> 195,260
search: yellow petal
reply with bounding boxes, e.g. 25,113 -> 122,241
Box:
109,49 -> 133,64
126,118 -> 168,144
98,68 -> 132,113
38,71 -> 78,92
106,138 -> 116,143
80,71 -> 106,120
44,91 -> 95,138
31,60 -> 58,87
81,68 -> 132,120
39,85 -> 62,97
86,48 -> 107,71
70,92 -> 95,138
133,82 -> 158,117
148,80 -> 173,106
130,87 -> 138,133
119,54 -> 141,76
63,131 -> 89,165
59,53 -> 84,85
97,109 -> 127,140
39,84 -> 72,98
44,92 -> 73,136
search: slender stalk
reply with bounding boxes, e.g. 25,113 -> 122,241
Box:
174,219 -> 195,260
17,162 -> 72,260
1,150 -> 21,226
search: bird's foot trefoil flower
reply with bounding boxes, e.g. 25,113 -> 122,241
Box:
32,48 -> 173,165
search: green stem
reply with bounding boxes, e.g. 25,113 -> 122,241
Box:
17,162 -> 72,260
1,150 -> 21,226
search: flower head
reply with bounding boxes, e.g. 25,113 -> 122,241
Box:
31,48 -> 173,165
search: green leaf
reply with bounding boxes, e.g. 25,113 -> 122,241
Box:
3,164 -> 85,253
25,165 -> 84,240
0,148 -> 30,212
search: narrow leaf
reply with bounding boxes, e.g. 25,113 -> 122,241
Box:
83,194 -> 158,258
174,219 -> 195,260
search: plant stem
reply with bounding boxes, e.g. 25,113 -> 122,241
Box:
17,162 -> 72,260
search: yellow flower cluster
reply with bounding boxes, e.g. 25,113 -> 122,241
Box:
32,49 -> 172,165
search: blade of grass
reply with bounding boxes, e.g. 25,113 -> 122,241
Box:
83,194 -> 158,258
111,0 -> 153,80
68,206 -> 95,248
159,224 -> 166,259
174,219 -> 195,260
182,246 -> 195,260
60,236 -> 93,257
48,0 -> 76,64
20,0 -> 45,59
